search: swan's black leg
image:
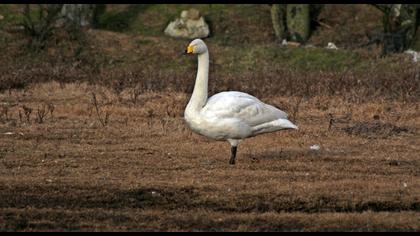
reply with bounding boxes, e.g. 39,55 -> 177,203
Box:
229,146 -> 237,165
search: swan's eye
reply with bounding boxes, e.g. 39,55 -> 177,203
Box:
187,45 -> 194,54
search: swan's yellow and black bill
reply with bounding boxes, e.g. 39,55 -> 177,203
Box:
186,45 -> 194,54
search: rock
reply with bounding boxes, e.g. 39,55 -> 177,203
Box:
186,8 -> 200,20
57,4 -> 94,27
180,10 -> 189,19
281,39 -> 288,46
310,144 -> 320,151
287,41 -> 301,47
0,15 -> 4,21
164,8 -> 210,39
404,49 -> 419,62
326,42 -> 338,50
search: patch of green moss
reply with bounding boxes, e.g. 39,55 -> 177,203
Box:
0,4 -> 22,27
208,44 -> 362,74
0,5 -> 57,33
280,47 -> 361,71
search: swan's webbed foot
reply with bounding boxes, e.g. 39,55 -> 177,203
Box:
229,146 -> 237,165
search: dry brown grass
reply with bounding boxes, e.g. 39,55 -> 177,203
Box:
0,6 -> 419,230
0,82 -> 418,231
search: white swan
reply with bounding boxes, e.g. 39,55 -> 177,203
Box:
184,39 -> 298,165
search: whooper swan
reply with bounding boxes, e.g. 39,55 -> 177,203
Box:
184,39 -> 298,165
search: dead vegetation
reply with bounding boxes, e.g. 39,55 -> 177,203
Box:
342,121 -> 410,138
1,27 -> 419,104
0,82 -> 418,231
90,92 -> 111,127
0,37 -> 418,232
0,4 -> 419,231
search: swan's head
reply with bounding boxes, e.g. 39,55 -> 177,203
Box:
185,39 -> 208,55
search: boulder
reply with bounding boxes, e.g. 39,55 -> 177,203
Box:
326,42 -> 338,50
404,49 -> 419,62
164,8 -> 210,39
57,4 -> 94,27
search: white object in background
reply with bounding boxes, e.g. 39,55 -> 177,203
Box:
310,144 -> 320,151
281,39 -> 288,46
326,42 -> 338,50
404,49 -> 419,63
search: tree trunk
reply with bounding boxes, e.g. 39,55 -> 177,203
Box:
286,4 -> 310,42
374,4 -> 419,54
271,4 -> 286,42
92,4 -> 106,28
58,4 -> 96,27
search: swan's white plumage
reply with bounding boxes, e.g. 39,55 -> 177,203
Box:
204,91 -> 289,127
184,39 -> 297,163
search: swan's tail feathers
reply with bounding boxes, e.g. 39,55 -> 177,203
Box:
276,119 -> 298,130
251,118 -> 298,135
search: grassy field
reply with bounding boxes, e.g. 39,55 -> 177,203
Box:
0,4 -> 419,232
0,81 -> 418,231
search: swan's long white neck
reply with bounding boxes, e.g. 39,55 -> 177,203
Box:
187,51 -> 209,112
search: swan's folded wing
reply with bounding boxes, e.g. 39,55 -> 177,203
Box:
203,91 -> 288,127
